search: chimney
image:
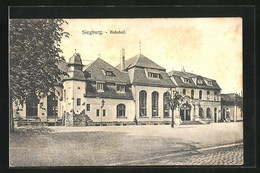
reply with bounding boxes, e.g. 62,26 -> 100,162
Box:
181,66 -> 185,72
120,48 -> 125,71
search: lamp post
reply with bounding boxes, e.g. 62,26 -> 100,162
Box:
100,99 -> 105,126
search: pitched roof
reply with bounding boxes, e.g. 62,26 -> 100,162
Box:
130,68 -> 175,88
221,93 -> 242,105
168,71 -> 198,78
84,58 -> 131,84
168,70 -> 221,90
116,54 -> 165,71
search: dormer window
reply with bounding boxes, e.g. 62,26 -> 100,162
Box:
101,69 -> 115,77
183,78 -> 190,83
116,84 -> 126,93
105,70 -> 114,76
148,72 -> 161,79
97,83 -> 104,92
207,81 -> 213,86
197,79 -> 203,84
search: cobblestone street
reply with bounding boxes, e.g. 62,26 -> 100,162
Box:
132,144 -> 243,165
185,145 -> 243,165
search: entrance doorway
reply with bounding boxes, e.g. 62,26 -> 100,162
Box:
180,103 -> 191,121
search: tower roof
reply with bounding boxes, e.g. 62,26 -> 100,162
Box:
68,53 -> 83,66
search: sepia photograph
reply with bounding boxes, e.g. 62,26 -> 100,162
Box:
9,17 -> 243,167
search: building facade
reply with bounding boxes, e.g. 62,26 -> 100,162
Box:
221,93 -> 243,122
13,49 -> 224,126
168,70 -> 222,124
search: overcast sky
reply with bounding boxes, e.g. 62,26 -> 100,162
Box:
60,18 -> 242,94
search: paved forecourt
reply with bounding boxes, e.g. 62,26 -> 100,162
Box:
10,122 -> 243,166
51,122 -> 243,148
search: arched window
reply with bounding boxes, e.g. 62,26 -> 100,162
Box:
139,90 -> 147,117
117,104 -> 126,117
152,91 -> 159,117
199,90 -> 202,99
163,92 -> 171,117
199,107 -> 204,118
206,107 -> 211,118
183,89 -> 186,95
207,91 -> 210,100
214,91 -> 217,100
191,89 -> 194,99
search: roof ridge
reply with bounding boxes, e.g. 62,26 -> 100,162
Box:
168,70 -> 215,81
133,54 -> 140,66
83,58 -> 99,72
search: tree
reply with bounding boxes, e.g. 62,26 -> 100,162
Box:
165,89 -> 184,128
9,19 -> 70,132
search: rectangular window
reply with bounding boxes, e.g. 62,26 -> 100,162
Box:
103,109 -> 106,117
96,109 -> 99,116
116,84 -> 126,93
148,72 -> 161,79
86,104 -> 90,111
77,98 -> 81,106
97,83 -> 104,92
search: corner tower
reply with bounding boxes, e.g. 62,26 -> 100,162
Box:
62,52 -> 86,118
